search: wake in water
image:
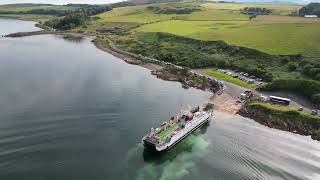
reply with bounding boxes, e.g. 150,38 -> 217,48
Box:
125,124 -> 211,180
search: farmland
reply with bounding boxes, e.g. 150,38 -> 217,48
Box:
136,20 -> 320,56
78,2 -> 320,56
2,2 -> 319,56
1,2 -> 320,89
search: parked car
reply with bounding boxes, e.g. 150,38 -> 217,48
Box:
311,110 -> 318,115
298,107 -> 303,111
244,73 -> 249,77
250,75 -> 256,78
240,72 -> 244,75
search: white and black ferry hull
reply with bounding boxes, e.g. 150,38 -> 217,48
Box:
143,115 -> 211,153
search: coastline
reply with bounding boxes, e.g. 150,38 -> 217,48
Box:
238,100 -> 320,141
90,36 -> 221,92
6,23 -> 319,142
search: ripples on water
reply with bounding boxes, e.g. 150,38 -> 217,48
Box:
0,18 -> 40,36
0,19 -> 319,180
124,112 -> 320,180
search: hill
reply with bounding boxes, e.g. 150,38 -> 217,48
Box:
79,2 -> 320,56
298,3 -> 320,17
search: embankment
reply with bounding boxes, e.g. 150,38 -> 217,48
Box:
238,101 -> 320,141
92,37 -> 221,93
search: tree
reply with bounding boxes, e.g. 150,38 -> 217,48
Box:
298,3 -> 320,16
287,62 -> 298,71
45,13 -> 89,30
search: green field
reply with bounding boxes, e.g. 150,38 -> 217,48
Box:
201,3 -> 301,15
97,5 -> 175,23
136,20 -> 320,56
249,102 -> 320,120
88,2 -> 320,56
204,69 -> 255,88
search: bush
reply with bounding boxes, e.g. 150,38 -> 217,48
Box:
146,6 -> 200,14
241,7 -> 272,15
287,62 -> 298,71
45,13 -> 89,30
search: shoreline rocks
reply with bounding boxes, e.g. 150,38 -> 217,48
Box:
238,103 -> 320,141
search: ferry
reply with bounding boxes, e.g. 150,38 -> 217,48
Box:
142,104 -> 213,152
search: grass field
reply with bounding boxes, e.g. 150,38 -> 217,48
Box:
201,3 -> 301,15
136,20 -> 320,56
97,5 -> 175,23
3,2 -> 318,56
204,69 -> 255,88
89,2 -> 320,56
250,102 -> 320,120
137,20 -> 248,36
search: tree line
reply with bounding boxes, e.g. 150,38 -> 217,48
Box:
298,3 -> 320,16
240,7 -> 272,15
125,32 -> 304,82
259,79 -> 320,107
44,4 -> 112,30
146,6 -> 200,14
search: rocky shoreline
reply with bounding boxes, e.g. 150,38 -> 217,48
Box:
238,102 -> 320,141
6,28 -> 320,142
92,38 -> 221,93
5,27 -> 221,94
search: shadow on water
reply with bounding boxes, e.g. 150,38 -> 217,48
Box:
57,34 -> 84,43
142,122 -> 210,164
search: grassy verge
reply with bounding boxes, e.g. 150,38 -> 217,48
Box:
204,69 -> 254,88
249,101 -> 320,124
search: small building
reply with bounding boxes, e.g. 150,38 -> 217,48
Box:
269,96 -> 291,105
304,15 -> 318,18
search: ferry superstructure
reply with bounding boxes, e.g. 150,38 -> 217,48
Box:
142,104 -> 213,152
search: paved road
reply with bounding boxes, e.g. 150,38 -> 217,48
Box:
192,69 -> 316,115
104,36 -> 317,115
192,69 -> 248,98
192,69 -> 247,114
